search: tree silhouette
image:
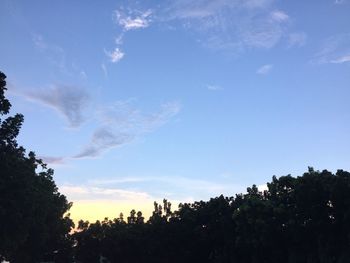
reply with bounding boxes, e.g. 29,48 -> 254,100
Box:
0,71 -> 74,262
73,168 -> 350,263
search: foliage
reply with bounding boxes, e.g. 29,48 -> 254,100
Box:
0,71 -> 74,262
73,169 -> 350,263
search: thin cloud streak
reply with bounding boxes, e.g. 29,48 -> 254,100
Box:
89,175 -> 245,197
256,64 -> 273,74
73,128 -> 132,158
74,100 -> 181,159
330,55 -> 350,64
334,0 -> 346,4
101,63 -> 108,77
60,185 -> 153,202
312,34 -> 350,64
207,84 -> 222,91
39,156 -> 66,165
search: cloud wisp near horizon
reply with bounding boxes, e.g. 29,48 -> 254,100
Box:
61,174 -> 245,204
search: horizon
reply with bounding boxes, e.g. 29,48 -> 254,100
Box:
1,0 -> 350,223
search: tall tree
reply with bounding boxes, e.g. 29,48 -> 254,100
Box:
0,71 -> 74,262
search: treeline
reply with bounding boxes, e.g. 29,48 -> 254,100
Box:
73,168 -> 350,263
1,70 -> 350,262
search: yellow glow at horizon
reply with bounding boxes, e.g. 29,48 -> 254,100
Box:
68,200 -> 155,223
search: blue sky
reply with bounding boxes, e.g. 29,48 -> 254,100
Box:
1,0 -> 350,221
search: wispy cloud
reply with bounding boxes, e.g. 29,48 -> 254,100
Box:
330,55 -> 350,64
115,33 -> 124,45
270,10 -> 289,22
91,176 -> 231,193
60,185 -> 153,202
312,34 -> 350,64
288,32 -> 307,47
74,100 -> 181,159
114,9 -> 152,31
80,70 -> 87,79
73,128 -> 132,158
105,8 -> 152,64
334,0 -> 346,4
13,82 -> 180,160
88,175 -> 245,200
166,0 -> 274,19
97,100 -> 181,133
32,34 -> 48,49
32,34 -> 66,71
108,0 -> 300,58
23,85 -> 89,128
207,84 -> 222,91
256,64 -> 273,74
101,63 -> 108,77
32,34 -> 87,77
160,0 -> 292,51
106,47 -> 125,63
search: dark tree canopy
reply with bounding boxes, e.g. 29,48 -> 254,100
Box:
73,169 -> 350,263
0,71 -> 74,262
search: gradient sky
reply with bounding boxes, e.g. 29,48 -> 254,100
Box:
1,0 -> 350,222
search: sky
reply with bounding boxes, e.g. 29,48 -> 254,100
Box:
1,0 -> 350,222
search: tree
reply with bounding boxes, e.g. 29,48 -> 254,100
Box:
0,71 -> 74,262
73,168 -> 350,263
